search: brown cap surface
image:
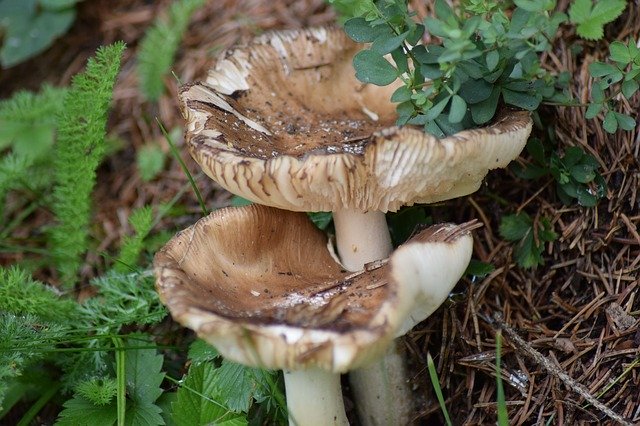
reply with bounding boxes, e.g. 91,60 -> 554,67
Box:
180,27 -> 533,212
154,204 -> 474,372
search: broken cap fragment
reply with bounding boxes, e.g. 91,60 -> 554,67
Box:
179,26 -> 533,213
154,203 -> 475,426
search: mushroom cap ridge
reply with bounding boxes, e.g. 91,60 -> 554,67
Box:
154,204 -> 474,372
180,26 -> 533,213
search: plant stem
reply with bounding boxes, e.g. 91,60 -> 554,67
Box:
16,382 -> 61,426
331,209 -> 413,425
284,369 -> 348,426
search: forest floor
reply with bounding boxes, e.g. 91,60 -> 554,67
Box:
2,0 -> 639,424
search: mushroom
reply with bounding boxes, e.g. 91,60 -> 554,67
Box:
154,204 -> 475,426
178,27 -> 532,424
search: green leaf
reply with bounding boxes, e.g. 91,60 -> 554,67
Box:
171,363 -> 247,426
344,17 -> 384,42
514,0 -> 553,12
390,47 -> 408,74
188,339 -> 219,363
308,211 -> 333,230
603,110 -> 618,133
125,400 -> 165,426
215,361 -> 273,413
591,83 -> 605,103
485,50 -> 500,72
56,396 -> 118,426
527,138 -> 546,165
569,0 -> 626,40
0,7 -> 76,67
609,41 -> 632,64
448,95 -> 467,123
569,164 -> 596,183
352,49 -> 398,86
588,62 -> 618,78
585,102 -> 603,119
371,31 -> 408,55
391,86 -> 412,103
434,0 -> 455,21
459,78 -> 493,104
465,259 -> 495,278
502,88 -> 541,111
470,86 -> 500,124
125,338 -> 165,404
424,17 -> 449,38
423,96 -> 450,121
576,188 -> 598,207
614,112 -> 636,131
137,144 -> 166,182
621,79 -> 639,99
499,213 -> 532,241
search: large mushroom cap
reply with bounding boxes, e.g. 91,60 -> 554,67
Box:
180,26 -> 533,212
154,204 -> 473,372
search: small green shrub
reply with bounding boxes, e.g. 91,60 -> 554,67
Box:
499,212 -> 557,269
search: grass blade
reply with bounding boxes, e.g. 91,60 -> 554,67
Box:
496,331 -> 509,425
427,352 -> 452,426
156,118 -> 208,216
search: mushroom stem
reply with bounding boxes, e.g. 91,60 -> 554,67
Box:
332,209 -> 393,271
332,209 -> 413,425
284,369 -> 348,426
348,344 -> 412,426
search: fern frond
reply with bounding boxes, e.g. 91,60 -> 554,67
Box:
0,266 -> 79,322
49,42 -> 126,287
0,313 -> 69,411
79,270 -> 166,328
137,0 -> 206,101
114,205 -> 154,272
0,84 -> 67,157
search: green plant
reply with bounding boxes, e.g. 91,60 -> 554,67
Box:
0,0 -> 82,68
137,143 -> 167,182
568,0 -> 626,41
587,39 -> 640,133
499,211 -> 557,269
50,41 -> 126,287
137,0 -> 206,101
57,335 -> 166,425
513,138 -> 606,206
0,84 -> 66,221
427,352 -> 453,426
495,331 -> 508,425
343,0 -> 567,136
114,206 -> 154,272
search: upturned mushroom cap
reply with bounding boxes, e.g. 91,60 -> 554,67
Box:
154,204 -> 474,373
179,26 -> 533,213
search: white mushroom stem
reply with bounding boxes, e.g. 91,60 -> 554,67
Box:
332,209 -> 413,426
332,210 -> 393,271
284,369 -> 348,426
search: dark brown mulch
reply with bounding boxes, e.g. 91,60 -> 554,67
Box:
1,0 -> 638,424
